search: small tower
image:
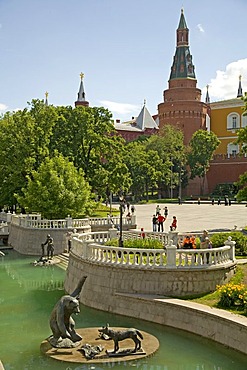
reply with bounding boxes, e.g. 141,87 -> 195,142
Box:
205,85 -> 210,104
75,72 -> 89,107
237,75 -> 243,98
45,91 -> 49,106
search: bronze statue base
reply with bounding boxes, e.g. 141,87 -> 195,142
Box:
40,327 -> 159,364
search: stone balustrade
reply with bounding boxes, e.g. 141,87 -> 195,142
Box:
71,231 -> 235,269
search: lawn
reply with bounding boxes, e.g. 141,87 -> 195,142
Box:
188,263 -> 247,316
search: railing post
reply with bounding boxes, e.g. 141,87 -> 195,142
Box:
66,215 -> 73,228
168,231 -> 178,247
166,239 -> 177,267
6,211 -> 12,223
224,236 -> 236,261
131,214 -> 136,226
108,226 -> 118,240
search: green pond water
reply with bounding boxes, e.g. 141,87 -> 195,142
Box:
0,250 -> 246,370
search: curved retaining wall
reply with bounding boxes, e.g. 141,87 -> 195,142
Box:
8,224 -> 68,255
64,252 -> 247,355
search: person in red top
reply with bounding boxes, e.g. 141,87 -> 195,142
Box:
157,213 -> 166,232
170,216 -> 177,231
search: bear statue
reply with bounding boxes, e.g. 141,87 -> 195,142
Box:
48,276 -> 87,348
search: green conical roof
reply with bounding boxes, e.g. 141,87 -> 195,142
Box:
169,9 -> 196,80
178,9 -> 187,29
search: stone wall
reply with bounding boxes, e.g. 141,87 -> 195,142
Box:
64,253 -> 247,355
8,224 -> 69,255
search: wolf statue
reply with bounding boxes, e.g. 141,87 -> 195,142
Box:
98,323 -> 143,353
48,276 -> 87,348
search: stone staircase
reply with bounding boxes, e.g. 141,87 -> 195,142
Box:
56,253 -> 69,270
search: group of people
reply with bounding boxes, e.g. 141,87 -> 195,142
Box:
181,230 -> 212,250
152,205 -> 177,233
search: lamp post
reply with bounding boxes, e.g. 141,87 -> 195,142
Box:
119,196 -> 124,248
170,158 -> 173,199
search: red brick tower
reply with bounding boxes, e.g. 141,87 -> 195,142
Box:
158,9 -> 209,144
75,72 -> 89,107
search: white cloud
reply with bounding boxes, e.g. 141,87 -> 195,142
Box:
0,103 -> 7,111
197,24 -> 205,33
100,100 -> 139,116
203,59 -> 247,101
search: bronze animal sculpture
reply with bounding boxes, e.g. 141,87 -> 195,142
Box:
48,276 -> 87,348
98,324 -> 143,353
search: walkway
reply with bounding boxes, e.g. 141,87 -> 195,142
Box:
132,202 -> 246,233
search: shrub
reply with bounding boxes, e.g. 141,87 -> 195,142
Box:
217,283 -> 247,311
105,238 -> 164,249
210,232 -> 247,256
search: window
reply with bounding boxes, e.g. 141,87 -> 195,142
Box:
227,113 -> 240,130
227,143 -> 239,157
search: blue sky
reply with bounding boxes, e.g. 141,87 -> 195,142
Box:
0,0 -> 246,121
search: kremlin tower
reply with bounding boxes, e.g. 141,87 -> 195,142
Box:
158,9 -> 209,144
75,73 -> 89,107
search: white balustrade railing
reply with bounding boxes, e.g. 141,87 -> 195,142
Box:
3,212 -> 135,230
71,232 -> 236,270
89,216 -> 134,227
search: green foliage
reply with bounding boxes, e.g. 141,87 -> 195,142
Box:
105,238 -> 164,249
124,140 -> 163,200
212,183 -> 238,197
217,283 -> 247,310
50,105 -> 131,197
187,130 -> 220,193
0,100 -> 58,206
235,172 -> 247,202
16,152 -> 91,219
210,232 -> 247,256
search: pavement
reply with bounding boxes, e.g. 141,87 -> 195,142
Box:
131,202 -> 247,234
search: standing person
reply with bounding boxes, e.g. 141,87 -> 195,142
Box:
126,202 -> 130,212
164,206 -> 168,218
217,197 -> 221,205
157,213 -> 165,232
170,216 -> 177,231
198,197 -> 201,205
156,205 -> 161,216
131,205 -> 135,214
152,214 -> 157,232
140,227 -> 145,239
211,198 -> 215,205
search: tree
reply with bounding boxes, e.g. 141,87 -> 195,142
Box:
235,172 -> 247,202
187,130 -> 220,194
144,125 -> 186,197
124,141 -> 162,201
0,100 -> 57,208
49,106 -> 131,197
235,95 -> 247,200
16,153 -> 92,219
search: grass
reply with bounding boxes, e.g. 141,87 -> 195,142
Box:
187,264 -> 247,316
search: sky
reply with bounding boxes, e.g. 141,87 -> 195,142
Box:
0,0 -> 247,122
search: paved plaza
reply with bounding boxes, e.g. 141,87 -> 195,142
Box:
132,202 -> 247,233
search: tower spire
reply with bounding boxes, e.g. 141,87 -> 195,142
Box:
169,8 -> 195,80
237,75 -> 243,98
45,91 -> 49,106
75,72 -> 89,107
205,85 -> 210,103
